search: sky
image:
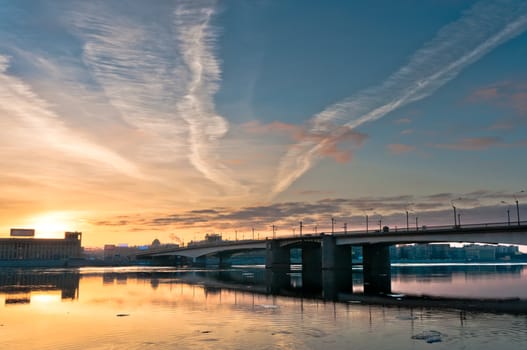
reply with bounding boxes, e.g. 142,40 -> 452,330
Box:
1,0 -> 526,247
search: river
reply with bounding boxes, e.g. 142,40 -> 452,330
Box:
1,264 -> 526,349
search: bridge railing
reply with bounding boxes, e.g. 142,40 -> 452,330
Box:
273,220 -> 527,240
138,221 -> 527,256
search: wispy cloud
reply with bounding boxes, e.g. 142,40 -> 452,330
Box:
70,0 -> 238,189
388,143 -> 416,155
467,80 -> 527,114
0,54 -> 140,177
93,189 -> 521,236
468,87 -> 499,100
435,137 -> 501,151
243,120 -> 367,164
272,0 -> 527,196
395,118 -> 412,124
173,1 -> 238,188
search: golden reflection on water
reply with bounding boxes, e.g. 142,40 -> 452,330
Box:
1,267 -> 526,349
0,270 -> 399,349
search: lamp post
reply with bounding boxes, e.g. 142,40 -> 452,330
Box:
501,201 -> 510,226
451,200 -> 458,227
271,225 -> 276,239
343,222 -> 347,234
299,221 -> 303,238
363,208 -> 373,233
405,203 -> 414,232
514,190 -> 525,226
331,217 -> 335,234
378,215 -> 382,231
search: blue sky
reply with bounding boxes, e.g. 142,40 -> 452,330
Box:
0,0 -> 526,246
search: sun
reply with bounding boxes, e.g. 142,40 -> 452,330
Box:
27,212 -> 79,238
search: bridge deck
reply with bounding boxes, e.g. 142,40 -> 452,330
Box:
136,223 -> 527,260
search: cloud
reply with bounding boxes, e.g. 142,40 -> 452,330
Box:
388,143 -> 416,155
488,121 -> 514,130
272,0 -> 527,196
468,87 -> 499,101
0,54 -> 141,177
92,189 -> 520,236
435,137 -> 501,150
243,120 -> 368,164
467,81 -> 527,114
395,118 -> 412,124
511,92 -> 527,113
173,1 -> 237,188
69,0 -> 239,189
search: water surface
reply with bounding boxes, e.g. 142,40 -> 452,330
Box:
1,265 -> 526,349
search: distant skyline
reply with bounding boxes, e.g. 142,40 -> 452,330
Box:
1,0 -> 526,247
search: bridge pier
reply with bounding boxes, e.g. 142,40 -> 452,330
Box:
322,236 -> 351,270
320,236 -> 353,299
362,244 -> 391,294
265,241 -> 290,270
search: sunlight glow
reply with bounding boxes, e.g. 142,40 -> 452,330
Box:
31,292 -> 61,304
27,212 -> 80,238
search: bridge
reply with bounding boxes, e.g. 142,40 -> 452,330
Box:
137,222 -> 527,294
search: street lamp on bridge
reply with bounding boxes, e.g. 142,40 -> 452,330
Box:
451,200 -> 458,227
501,201 -> 511,226
363,208 -> 373,233
405,203 -> 414,232
331,217 -> 336,234
514,190 -> 525,226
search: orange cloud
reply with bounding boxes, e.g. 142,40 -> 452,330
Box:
435,137 -> 501,150
388,143 -> 416,154
511,92 -> 527,113
469,87 -> 498,101
242,121 -> 367,163
466,81 -> 527,114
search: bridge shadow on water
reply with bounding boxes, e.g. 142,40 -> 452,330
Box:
136,265 -> 527,315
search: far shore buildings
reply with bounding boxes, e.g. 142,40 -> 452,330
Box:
0,228 -> 82,263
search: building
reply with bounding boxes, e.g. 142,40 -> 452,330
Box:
0,230 -> 82,264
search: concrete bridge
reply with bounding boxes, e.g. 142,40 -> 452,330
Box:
137,222 -> 527,294
137,239 -> 266,265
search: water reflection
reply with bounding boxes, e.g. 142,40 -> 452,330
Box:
1,265 -> 526,349
0,268 -> 79,305
1,264 -> 526,310
391,264 -> 527,299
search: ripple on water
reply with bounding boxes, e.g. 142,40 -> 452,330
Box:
411,330 -> 444,343
302,328 -> 329,338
